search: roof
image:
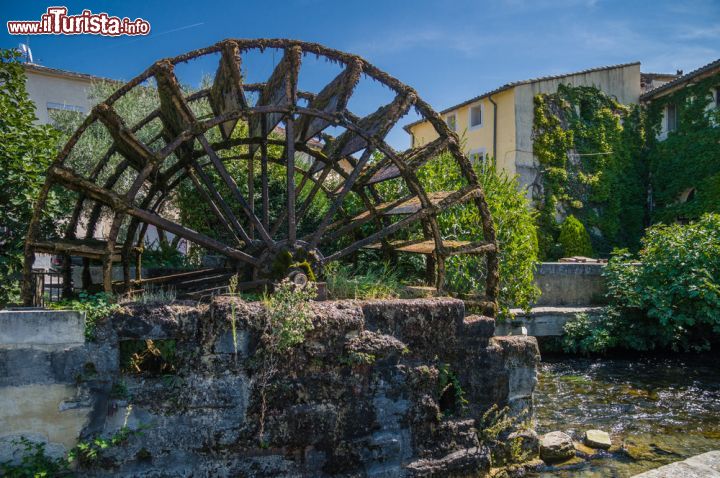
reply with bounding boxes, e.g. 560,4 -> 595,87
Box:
22,63 -> 118,84
404,61 -> 640,131
640,58 -> 720,101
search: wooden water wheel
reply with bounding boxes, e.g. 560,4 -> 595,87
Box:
22,39 -> 498,312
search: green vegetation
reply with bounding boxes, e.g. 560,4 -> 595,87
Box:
140,240 -> 195,271
0,427 -> 144,477
644,75 -> 720,223
558,215 -> 593,257
0,437 -> 70,477
254,280 -> 317,445
50,292 -> 120,340
0,49 -> 61,306
325,262 -> 403,299
478,405 -> 516,443
437,362 -> 468,416
416,152 -> 539,314
533,84 -> 646,258
262,280 -> 316,353
563,214 -> 720,353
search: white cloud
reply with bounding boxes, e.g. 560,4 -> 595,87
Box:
347,27 -> 497,58
677,26 -> 720,40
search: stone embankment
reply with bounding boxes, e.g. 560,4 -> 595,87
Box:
1,297 -> 540,477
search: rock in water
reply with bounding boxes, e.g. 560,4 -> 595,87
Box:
584,429 -> 612,449
539,431 -> 575,463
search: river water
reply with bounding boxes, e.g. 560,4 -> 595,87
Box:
532,355 -> 720,477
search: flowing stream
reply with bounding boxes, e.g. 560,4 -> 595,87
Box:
532,355 -> 720,477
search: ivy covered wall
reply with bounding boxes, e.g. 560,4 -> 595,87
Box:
531,84 -> 646,259
644,75 -> 720,223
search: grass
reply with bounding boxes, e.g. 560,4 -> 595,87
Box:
120,285 -> 177,305
325,262 -> 404,300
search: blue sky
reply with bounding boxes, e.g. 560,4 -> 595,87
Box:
2,0 -> 719,148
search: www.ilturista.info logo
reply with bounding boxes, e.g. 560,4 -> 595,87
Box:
7,7 -> 151,36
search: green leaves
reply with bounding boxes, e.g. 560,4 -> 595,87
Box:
564,214 -> 720,354
416,151 -> 540,316
558,215 -> 593,257
532,85 -> 646,258
50,292 -> 120,340
0,49 -> 60,306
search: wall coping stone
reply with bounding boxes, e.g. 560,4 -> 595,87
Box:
0,309 -> 85,349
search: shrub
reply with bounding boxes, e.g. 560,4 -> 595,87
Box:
0,437 -> 69,477
0,49 -> 60,306
558,215 -> 593,257
563,213 -> 720,353
415,152 -> 540,315
50,292 -> 120,340
254,280 -> 317,445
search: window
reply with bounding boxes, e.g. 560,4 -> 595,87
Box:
445,114 -> 457,132
469,104 -> 483,129
469,148 -> 487,169
46,102 -> 84,114
666,103 -> 677,132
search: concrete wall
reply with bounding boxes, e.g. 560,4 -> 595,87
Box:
498,306 -> 603,336
514,63 -> 641,196
533,262 -> 607,307
0,309 -> 96,458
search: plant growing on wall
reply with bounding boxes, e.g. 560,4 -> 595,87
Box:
0,49 -> 60,306
532,85 -> 646,258
253,279 -> 317,445
644,74 -> 720,223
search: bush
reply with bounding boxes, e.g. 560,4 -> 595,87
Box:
563,213 -> 720,353
415,152 -> 540,316
50,292 -> 120,340
0,49 -> 60,306
558,215 -> 593,258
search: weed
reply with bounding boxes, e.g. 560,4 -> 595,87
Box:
438,363 -> 468,416
325,262 -> 403,299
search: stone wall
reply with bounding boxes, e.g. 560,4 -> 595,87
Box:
0,298 -> 540,477
533,262 -> 607,307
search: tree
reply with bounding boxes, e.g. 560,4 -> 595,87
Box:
0,49 -> 59,306
415,152 -> 540,315
558,215 -> 593,257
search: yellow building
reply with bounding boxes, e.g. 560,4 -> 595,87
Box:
404,63 -> 641,194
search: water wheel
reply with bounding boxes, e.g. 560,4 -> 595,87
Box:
22,39 -> 498,312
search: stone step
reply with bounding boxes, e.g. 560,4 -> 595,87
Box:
631,450 -> 720,477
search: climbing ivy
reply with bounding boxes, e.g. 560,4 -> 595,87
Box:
532,84 -> 646,258
644,74 -> 720,223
